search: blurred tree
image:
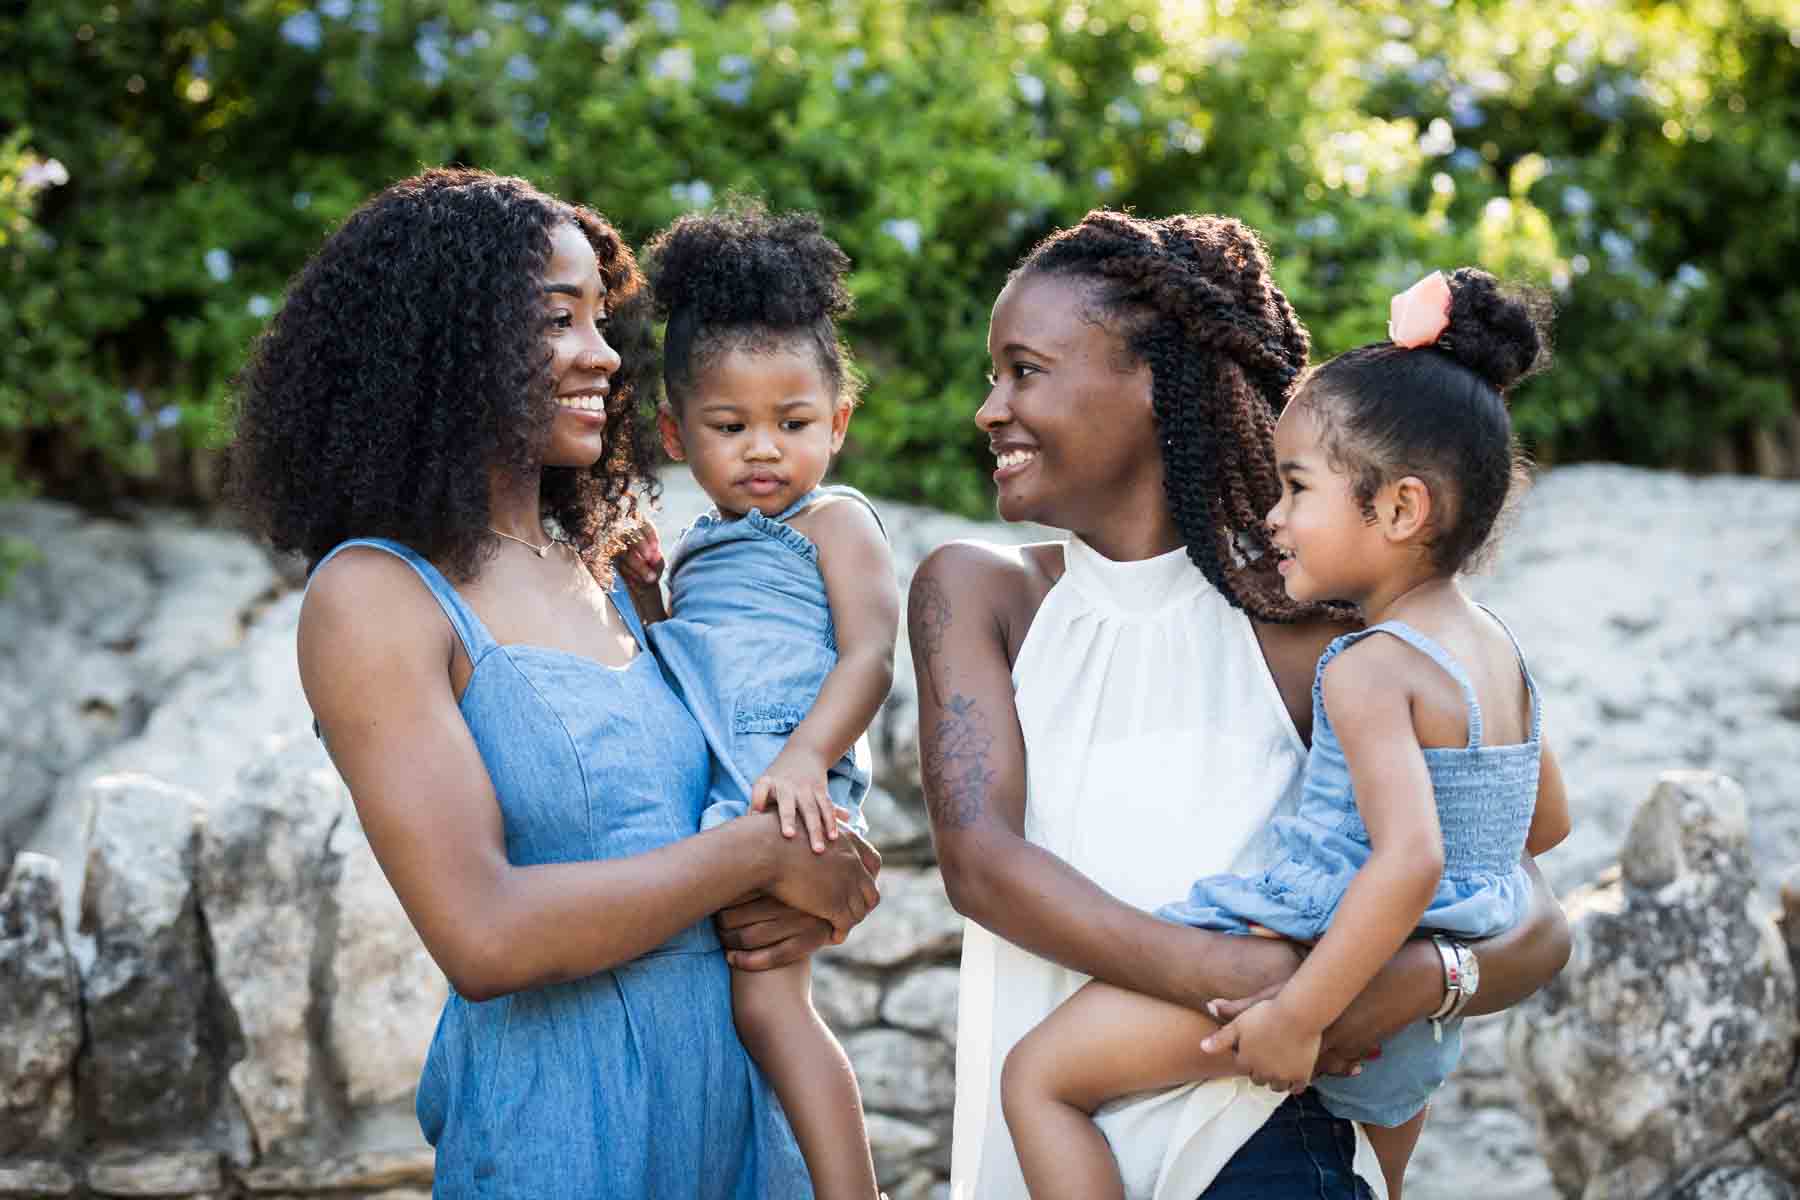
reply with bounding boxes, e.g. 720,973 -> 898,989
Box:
1,0 -> 1794,517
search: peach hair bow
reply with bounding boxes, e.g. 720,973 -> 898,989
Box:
1387,270 -> 1452,349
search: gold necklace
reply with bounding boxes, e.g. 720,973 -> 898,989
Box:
488,526 -> 561,558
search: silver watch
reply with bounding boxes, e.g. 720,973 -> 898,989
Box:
1429,935 -> 1479,1022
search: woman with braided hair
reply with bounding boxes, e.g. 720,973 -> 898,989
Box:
900,211 -> 1571,1198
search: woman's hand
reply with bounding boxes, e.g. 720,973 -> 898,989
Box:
716,897 -> 836,970
760,819 -> 881,938
720,828 -> 882,968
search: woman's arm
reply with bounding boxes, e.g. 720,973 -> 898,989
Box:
1526,742 -> 1571,856
909,542 -> 1301,1011
754,498 -> 899,846
300,549 -> 879,1002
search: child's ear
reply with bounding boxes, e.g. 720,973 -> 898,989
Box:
657,405 -> 686,462
1383,475 -> 1434,543
828,399 -> 852,454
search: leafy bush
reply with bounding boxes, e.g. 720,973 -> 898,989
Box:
2,0 -> 1794,519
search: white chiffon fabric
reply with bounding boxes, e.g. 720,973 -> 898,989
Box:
948,535 -> 1388,1200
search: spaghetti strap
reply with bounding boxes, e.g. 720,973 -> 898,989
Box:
309,538 -> 500,666
609,574 -> 651,650
778,483 -> 890,540
1475,602 -> 1542,744
1338,620 -> 1485,749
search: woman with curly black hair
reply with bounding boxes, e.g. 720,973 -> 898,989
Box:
230,168 -> 877,1197
891,211 -> 1573,1198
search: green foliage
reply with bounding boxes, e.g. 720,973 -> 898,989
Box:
3,0 -> 1795,516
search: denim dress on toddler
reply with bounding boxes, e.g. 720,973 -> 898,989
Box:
1159,610 -> 1541,1128
647,485 -> 879,835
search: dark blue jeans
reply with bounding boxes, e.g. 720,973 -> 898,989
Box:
1199,1091 -> 1376,1199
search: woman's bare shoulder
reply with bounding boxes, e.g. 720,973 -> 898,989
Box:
911,538 -> 1064,657
913,537 -> 1061,611
299,547 -> 454,679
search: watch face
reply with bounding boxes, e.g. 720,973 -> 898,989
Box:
1459,945 -> 1480,995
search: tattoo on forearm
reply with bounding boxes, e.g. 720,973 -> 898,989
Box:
909,575 -> 951,705
924,694 -> 995,830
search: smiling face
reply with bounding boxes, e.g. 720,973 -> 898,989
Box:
1265,399 -> 1390,605
660,340 -> 850,517
540,221 -> 623,469
977,272 -> 1172,552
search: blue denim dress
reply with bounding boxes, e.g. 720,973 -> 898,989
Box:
1159,612 -> 1541,1128
309,539 -> 812,1198
647,486 -> 876,834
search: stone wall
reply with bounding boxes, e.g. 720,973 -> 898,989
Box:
3,463 -> 1799,1199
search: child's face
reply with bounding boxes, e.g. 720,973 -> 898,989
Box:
1266,399 -> 1386,605
661,343 -> 849,517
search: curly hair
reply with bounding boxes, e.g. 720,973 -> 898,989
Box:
643,201 -> 858,412
1300,267 -> 1552,575
228,167 -> 659,581
1015,209 -> 1319,622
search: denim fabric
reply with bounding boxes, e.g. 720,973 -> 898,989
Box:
1160,611 -> 1542,1126
1199,1092 -> 1376,1199
309,539 -> 812,1199
647,486 -> 877,834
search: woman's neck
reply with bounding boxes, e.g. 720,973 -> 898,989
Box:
487,467 -> 548,542
1072,506 -> 1184,564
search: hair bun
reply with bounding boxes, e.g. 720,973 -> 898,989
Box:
1440,267 -> 1551,392
646,202 -> 851,330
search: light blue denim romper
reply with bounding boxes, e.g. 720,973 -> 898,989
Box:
647,486 -> 877,834
1159,610 -> 1541,1128
309,539 -> 813,1198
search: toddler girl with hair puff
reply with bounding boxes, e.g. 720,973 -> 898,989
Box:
1002,268 -> 1573,1200
620,204 -> 891,1200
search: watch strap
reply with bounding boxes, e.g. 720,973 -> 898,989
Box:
1428,935 -> 1462,1022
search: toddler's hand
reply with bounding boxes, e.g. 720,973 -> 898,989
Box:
1201,996 -> 1321,1095
617,518 -> 664,589
752,748 -> 841,853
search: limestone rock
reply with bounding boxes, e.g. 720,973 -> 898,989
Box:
198,738 -> 346,1154
0,503 -> 276,873
1748,1096 -> 1800,1179
235,1146 -> 433,1191
842,1029 -> 955,1116
1508,772 -> 1800,1200
823,868 -> 961,969
864,1111 -> 938,1184
324,819 -> 446,1111
1674,1165 -> 1797,1200
86,1149 -> 222,1196
0,855 -> 80,1153
860,785 -> 933,866
813,961 -> 883,1033
78,775 -> 215,1138
880,966 -> 959,1045
0,1159 -> 76,1195
1779,864 -> 1800,979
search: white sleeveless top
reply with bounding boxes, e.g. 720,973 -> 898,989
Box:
948,536 -> 1388,1200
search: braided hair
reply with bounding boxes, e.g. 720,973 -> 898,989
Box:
1015,210 -> 1316,622
643,202 -> 858,413
1300,267 -> 1551,575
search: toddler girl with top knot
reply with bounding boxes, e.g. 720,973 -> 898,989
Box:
621,205 -> 892,1200
1001,267 -> 1574,1200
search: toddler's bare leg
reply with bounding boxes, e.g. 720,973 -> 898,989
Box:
732,961 -> 878,1200
1361,1108 -> 1428,1200
1002,981 -> 1239,1200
